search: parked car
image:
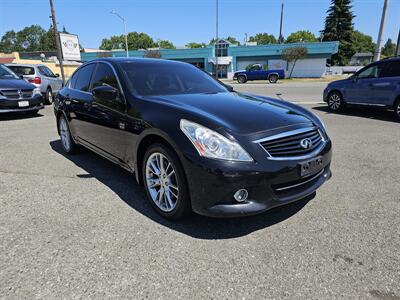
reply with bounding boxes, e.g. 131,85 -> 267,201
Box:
324,57 -> 400,121
233,64 -> 285,83
6,63 -> 63,105
0,64 -> 44,115
54,58 -> 332,219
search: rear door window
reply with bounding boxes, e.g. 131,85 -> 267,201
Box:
74,64 -> 95,92
381,61 -> 400,78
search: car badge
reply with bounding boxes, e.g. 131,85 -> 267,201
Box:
300,138 -> 313,149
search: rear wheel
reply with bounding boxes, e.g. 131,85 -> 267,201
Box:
394,99 -> 400,121
237,75 -> 246,83
268,74 -> 279,83
328,91 -> 344,112
45,88 -> 53,105
58,115 -> 77,154
142,144 -> 191,219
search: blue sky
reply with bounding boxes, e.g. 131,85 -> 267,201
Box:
0,0 -> 399,48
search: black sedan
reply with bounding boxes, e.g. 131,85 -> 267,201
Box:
0,64 -> 43,114
54,58 -> 332,219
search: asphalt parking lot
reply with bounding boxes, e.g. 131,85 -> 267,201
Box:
1,82 -> 399,299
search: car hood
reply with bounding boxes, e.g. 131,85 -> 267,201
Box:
146,92 -> 314,135
0,79 -> 35,90
328,78 -> 351,86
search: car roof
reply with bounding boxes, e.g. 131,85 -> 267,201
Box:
5,63 -> 42,68
88,57 -> 190,67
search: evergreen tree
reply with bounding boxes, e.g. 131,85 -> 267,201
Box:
381,38 -> 396,57
322,0 -> 355,65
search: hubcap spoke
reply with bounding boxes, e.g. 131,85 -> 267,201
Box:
145,152 -> 179,212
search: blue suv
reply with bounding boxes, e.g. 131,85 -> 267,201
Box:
323,57 -> 400,121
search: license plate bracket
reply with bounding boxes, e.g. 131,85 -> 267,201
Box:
299,156 -> 324,177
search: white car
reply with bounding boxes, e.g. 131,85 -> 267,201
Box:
5,63 -> 63,104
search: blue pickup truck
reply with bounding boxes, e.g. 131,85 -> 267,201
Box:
233,64 -> 285,83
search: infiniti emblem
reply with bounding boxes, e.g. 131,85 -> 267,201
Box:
18,90 -> 23,99
300,138 -> 313,149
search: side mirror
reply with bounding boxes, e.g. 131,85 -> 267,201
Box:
224,84 -> 234,92
17,74 -> 24,79
92,85 -> 119,102
55,73 -> 60,77
352,76 -> 357,83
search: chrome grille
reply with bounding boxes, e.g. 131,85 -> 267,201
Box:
259,127 -> 324,158
0,89 -> 33,99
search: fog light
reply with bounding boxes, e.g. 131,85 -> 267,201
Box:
234,189 -> 248,202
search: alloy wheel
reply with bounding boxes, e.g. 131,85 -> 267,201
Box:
145,152 -> 179,212
59,117 -> 71,152
47,90 -> 53,104
328,93 -> 341,111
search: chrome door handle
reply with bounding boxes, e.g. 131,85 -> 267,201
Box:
372,82 -> 391,87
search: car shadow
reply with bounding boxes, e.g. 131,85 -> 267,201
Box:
49,140 -> 314,240
312,105 -> 398,123
0,112 -> 44,121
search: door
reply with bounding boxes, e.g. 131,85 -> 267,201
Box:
247,64 -> 264,80
38,66 -> 62,93
85,62 -> 127,161
345,63 -> 386,104
67,63 -> 96,142
371,61 -> 400,106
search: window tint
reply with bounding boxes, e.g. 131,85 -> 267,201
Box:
382,61 -> 400,78
357,64 -> 386,79
7,66 -> 35,75
120,62 -> 227,96
44,66 -> 56,77
74,64 -> 95,92
91,63 -> 120,91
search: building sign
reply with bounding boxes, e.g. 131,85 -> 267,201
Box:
208,56 -> 233,65
59,33 -> 81,61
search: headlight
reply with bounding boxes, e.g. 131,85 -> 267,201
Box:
33,87 -> 41,96
180,119 -> 253,162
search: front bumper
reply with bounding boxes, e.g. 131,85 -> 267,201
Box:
181,140 -> 332,218
0,94 -> 44,113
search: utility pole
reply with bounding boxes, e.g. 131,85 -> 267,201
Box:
374,0 -> 389,61
396,29 -> 400,57
215,0 -> 219,79
278,2 -> 284,44
49,0 -> 65,84
111,10 -> 129,57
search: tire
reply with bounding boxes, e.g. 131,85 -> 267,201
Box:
237,75 -> 247,84
327,91 -> 345,112
58,115 -> 77,154
268,74 -> 279,83
394,99 -> 400,121
142,143 -> 191,219
45,88 -> 53,105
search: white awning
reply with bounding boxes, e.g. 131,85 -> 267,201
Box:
208,56 -> 232,65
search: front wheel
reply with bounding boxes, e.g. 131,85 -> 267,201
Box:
142,144 -> 191,219
268,74 -> 279,83
45,88 -> 53,105
327,91 -> 345,112
237,75 -> 246,84
394,99 -> 400,121
58,115 -> 77,154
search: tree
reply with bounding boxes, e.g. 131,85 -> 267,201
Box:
350,30 -> 375,54
144,49 -> 161,58
248,33 -> 277,45
0,30 -> 17,52
381,38 -> 397,57
100,32 -> 156,51
157,40 -> 175,49
321,0 -> 355,65
185,42 -> 206,48
282,46 -> 308,78
286,30 -> 317,43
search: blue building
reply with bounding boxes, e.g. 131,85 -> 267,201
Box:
81,40 -> 339,79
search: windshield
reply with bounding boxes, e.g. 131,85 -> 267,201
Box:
0,65 -> 19,79
120,61 -> 228,96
